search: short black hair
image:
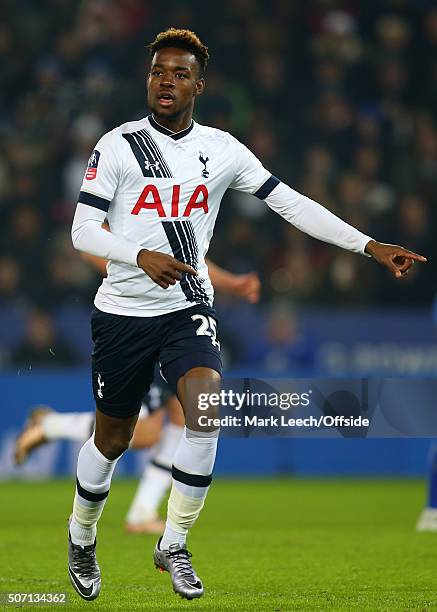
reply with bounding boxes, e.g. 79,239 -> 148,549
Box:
148,28 -> 210,77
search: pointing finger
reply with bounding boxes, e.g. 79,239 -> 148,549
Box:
396,249 -> 427,262
174,261 -> 198,275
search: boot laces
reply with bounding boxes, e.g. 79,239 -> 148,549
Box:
167,548 -> 195,579
73,546 -> 97,578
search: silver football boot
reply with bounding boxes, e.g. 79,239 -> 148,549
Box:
153,537 -> 204,600
68,518 -> 101,601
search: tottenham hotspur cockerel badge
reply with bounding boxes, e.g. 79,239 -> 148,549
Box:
199,152 -> 209,178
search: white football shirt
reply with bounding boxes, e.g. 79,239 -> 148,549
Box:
72,115 -> 372,317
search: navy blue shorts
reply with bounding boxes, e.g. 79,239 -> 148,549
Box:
91,304 -> 222,417
139,368 -> 172,415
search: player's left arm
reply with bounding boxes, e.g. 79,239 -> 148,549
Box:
228,135 -> 426,279
206,258 -> 260,303
262,181 -> 426,278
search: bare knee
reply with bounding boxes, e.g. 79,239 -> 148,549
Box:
96,435 -> 130,460
94,409 -> 138,460
177,367 -> 221,432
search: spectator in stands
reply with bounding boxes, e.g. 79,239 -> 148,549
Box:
10,309 -> 79,367
0,0 -> 434,363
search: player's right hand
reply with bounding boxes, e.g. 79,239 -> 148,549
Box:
137,249 -> 197,289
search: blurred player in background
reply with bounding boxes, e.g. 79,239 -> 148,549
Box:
67,27 -> 426,602
416,442 -> 437,532
15,378 -> 179,534
416,300 -> 437,532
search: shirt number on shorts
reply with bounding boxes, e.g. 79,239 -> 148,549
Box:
191,314 -> 220,348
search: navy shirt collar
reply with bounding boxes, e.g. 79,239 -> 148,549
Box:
148,115 -> 194,140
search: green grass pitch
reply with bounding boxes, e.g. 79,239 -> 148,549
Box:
1,478 -> 437,610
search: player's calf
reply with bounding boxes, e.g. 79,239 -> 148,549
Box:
68,433 -> 122,600
155,367 -> 220,598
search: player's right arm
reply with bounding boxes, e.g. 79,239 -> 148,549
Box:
78,215 -> 258,297
71,131 -> 196,289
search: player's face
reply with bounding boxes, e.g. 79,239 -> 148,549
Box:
147,47 -> 204,121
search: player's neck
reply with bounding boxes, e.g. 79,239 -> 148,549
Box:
151,112 -> 193,134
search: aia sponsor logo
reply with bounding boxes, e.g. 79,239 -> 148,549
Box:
85,150 -> 100,180
131,185 -> 208,217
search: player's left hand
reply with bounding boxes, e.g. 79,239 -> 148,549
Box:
365,240 -> 427,278
230,272 -> 261,303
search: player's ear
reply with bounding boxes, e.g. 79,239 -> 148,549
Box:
195,78 -> 205,96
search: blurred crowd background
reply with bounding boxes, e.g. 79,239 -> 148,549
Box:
0,0 -> 436,368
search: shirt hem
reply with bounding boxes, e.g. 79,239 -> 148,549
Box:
93,297 -> 212,317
